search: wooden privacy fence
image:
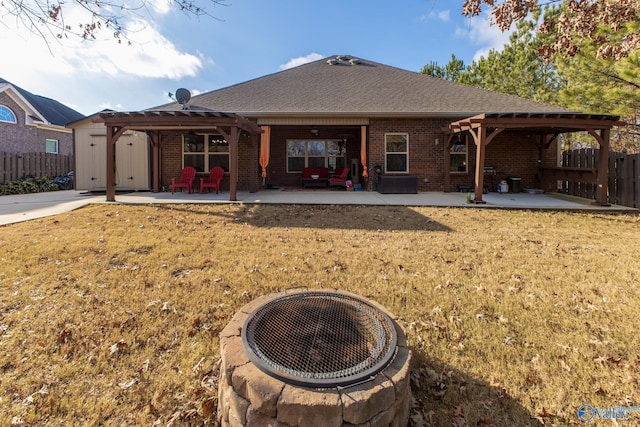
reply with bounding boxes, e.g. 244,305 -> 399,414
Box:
559,149 -> 640,208
0,151 -> 73,184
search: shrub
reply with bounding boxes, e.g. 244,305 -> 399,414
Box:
0,176 -> 60,195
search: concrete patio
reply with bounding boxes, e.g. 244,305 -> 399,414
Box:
0,188 -> 636,226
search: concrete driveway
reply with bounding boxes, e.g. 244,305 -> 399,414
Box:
1,189 -> 635,226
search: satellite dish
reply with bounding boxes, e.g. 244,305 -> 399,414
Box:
175,88 -> 191,108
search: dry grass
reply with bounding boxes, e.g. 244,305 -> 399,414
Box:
0,203 -> 639,426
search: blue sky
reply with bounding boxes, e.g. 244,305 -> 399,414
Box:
1,0 -> 512,116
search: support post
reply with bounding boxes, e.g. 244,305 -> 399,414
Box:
106,125 -> 126,202
595,128 -> 611,206
106,126 -> 116,202
229,127 -> 239,201
360,125 -> 368,180
150,131 -> 161,192
473,127 -> 487,204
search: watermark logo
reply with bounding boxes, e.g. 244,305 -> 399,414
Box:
577,404 -> 640,422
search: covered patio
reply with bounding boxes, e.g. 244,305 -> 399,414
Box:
102,188 -> 635,209
443,112 -> 623,205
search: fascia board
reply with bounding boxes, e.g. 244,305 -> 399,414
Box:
1,84 -> 48,123
26,122 -> 72,133
240,111 -> 476,120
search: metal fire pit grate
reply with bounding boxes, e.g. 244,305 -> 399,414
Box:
241,291 -> 397,387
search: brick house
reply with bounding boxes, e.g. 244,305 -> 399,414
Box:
0,78 -> 85,156
99,55 -> 619,204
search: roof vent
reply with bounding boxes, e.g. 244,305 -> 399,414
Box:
327,56 -> 363,66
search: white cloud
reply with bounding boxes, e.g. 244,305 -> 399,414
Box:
0,2 -> 206,114
67,21 -> 203,79
37,14 -> 204,79
438,10 -> 451,22
419,9 -> 450,22
279,53 -> 324,71
147,0 -> 174,15
455,12 -> 513,61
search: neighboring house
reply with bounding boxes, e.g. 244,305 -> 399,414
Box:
67,111 -> 151,191
0,78 -> 85,156
99,55 -> 619,204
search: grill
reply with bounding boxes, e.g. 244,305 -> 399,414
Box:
241,290 -> 398,387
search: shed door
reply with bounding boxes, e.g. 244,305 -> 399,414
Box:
116,134 -> 150,190
85,136 -> 106,190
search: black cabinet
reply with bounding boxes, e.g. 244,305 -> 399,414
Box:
377,175 -> 418,194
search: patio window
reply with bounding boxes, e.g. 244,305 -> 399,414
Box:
385,133 -> 408,173
450,135 -> 468,173
0,105 -> 16,123
208,134 -> 230,172
45,139 -> 59,154
183,133 -> 229,172
286,140 -> 345,172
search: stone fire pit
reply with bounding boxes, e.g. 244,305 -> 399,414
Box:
217,289 -> 412,427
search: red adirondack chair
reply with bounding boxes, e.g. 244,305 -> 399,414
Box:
329,167 -> 350,188
171,166 -> 197,194
200,166 -> 224,194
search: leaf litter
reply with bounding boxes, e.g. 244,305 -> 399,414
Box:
0,204 -> 638,426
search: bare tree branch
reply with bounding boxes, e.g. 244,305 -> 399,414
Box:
1,0 -> 229,46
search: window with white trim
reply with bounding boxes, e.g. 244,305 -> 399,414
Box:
0,105 -> 17,123
385,133 -> 409,173
286,140 -> 345,172
450,135 -> 468,173
183,133 -> 229,172
45,139 -> 59,154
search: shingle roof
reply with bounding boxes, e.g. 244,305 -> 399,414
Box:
0,78 -> 85,126
157,55 -> 571,117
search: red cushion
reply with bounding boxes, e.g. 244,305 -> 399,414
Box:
302,167 -> 329,179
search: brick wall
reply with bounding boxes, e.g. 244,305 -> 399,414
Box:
0,93 -> 74,156
484,133 -> 541,190
239,132 -> 262,192
368,119 -> 448,191
369,120 -> 554,192
160,133 -> 182,190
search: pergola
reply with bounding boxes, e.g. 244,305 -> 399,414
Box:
97,110 -> 263,202
443,112 -> 623,205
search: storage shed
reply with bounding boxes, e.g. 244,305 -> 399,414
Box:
69,113 -> 150,191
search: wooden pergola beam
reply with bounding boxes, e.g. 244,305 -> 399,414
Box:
442,112 -> 621,205
98,110 -> 263,202
97,110 -> 263,135
444,113 -> 624,133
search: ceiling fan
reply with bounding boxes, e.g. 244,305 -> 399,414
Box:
336,134 -> 353,154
